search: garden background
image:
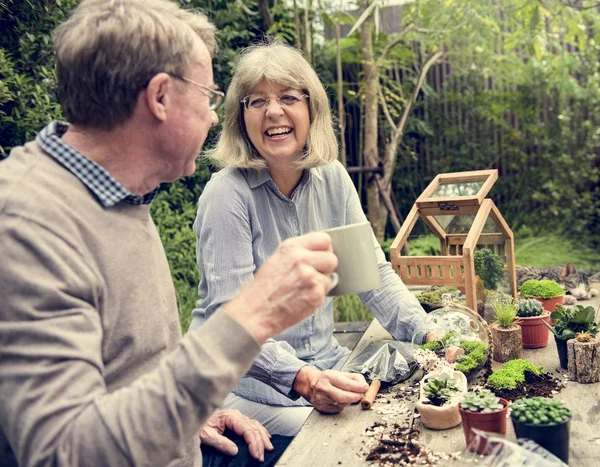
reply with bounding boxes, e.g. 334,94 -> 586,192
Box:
1,0 -> 599,330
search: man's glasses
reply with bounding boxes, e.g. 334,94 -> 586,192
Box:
173,75 -> 224,111
240,93 -> 309,111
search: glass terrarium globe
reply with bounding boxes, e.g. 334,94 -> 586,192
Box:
412,294 -> 490,375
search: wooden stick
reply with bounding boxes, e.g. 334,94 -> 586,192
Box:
361,380 -> 381,410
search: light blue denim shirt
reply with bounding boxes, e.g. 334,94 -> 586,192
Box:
189,161 -> 427,407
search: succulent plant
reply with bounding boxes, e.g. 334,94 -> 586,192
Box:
422,377 -> 459,407
511,397 -> 571,425
517,299 -> 544,318
461,389 -> 504,413
576,331 -> 594,342
492,298 -> 519,328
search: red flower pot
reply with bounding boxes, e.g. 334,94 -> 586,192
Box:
519,314 -> 551,349
534,296 -> 563,313
459,399 -> 509,455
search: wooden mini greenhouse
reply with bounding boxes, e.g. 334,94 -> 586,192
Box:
389,169 -> 517,313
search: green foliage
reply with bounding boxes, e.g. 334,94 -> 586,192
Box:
333,294 -> 373,322
511,397 -> 571,425
415,286 -> 464,312
517,299 -> 544,318
422,377 -> 459,407
520,279 -> 565,299
486,359 -> 544,391
492,298 -> 519,328
474,248 -> 504,290
455,340 -> 487,374
420,340 -> 442,352
514,235 -> 600,270
461,389 -> 504,413
546,304 -> 599,341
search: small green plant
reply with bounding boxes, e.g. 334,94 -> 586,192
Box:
416,286 -> 464,312
455,340 -> 488,373
511,397 -> 571,425
422,377 -> 459,407
474,248 -> 504,290
492,298 -> 519,328
486,359 -> 544,391
545,304 -> 599,340
517,299 -> 544,318
520,279 -> 565,299
461,389 -> 504,413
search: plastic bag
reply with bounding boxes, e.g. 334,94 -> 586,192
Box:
344,340 -> 416,384
465,429 -> 567,466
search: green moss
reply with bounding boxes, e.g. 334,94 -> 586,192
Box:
486,359 -> 545,391
420,341 -> 442,352
520,279 -> 565,299
455,340 -> 488,373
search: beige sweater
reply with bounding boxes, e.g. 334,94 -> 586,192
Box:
0,141 -> 260,466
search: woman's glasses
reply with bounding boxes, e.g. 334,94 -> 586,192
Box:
241,93 -> 309,111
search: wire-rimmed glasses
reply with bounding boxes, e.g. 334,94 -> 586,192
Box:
173,75 -> 224,111
240,93 -> 309,111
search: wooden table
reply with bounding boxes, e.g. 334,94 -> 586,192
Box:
278,309 -> 600,466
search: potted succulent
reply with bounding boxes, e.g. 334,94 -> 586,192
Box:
510,397 -> 571,464
567,331 -> 600,383
519,279 -> 565,313
490,298 -> 523,362
416,370 -> 467,430
544,304 -> 599,369
517,299 -> 551,349
459,388 -> 509,454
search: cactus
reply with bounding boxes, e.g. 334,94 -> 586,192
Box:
517,299 -> 544,317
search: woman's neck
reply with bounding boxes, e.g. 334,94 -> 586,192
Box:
268,165 -> 304,198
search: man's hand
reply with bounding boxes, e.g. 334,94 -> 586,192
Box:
224,232 -> 338,344
292,366 -> 369,413
200,409 -> 273,462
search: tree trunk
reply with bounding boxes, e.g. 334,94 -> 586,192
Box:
567,339 -> 600,383
335,23 -> 346,167
293,0 -> 303,50
491,325 -> 523,363
304,0 -> 312,63
359,0 -> 386,241
257,0 -> 274,30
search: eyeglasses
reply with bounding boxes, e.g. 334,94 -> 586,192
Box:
173,75 -> 224,111
240,93 -> 309,111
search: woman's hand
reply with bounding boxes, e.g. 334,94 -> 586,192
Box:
200,409 -> 273,462
292,366 -> 369,413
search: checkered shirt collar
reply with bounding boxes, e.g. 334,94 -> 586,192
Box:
36,121 -> 159,208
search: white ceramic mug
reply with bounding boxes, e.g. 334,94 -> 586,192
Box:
323,222 -> 381,296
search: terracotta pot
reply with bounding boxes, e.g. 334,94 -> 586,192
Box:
534,295 -> 563,313
417,370 -> 467,430
416,400 -> 462,430
519,313 -> 551,349
459,399 -> 509,454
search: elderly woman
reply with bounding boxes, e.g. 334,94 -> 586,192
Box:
189,42 -> 428,436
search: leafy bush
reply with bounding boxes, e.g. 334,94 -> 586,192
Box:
474,248 -> 504,290
545,304 -> 599,341
520,279 -> 565,299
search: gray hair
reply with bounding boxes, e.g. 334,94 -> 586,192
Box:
54,0 -> 216,130
209,41 -> 338,170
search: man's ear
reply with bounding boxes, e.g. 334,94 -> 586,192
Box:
145,73 -> 172,122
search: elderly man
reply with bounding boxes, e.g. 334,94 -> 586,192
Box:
0,1 -> 338,466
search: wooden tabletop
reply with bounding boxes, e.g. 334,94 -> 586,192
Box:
277,298 -> 600,466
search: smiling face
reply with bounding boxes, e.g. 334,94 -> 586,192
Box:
242,80 -> 310,168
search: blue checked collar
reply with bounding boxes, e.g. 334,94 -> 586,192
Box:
36,121 -> 159,208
